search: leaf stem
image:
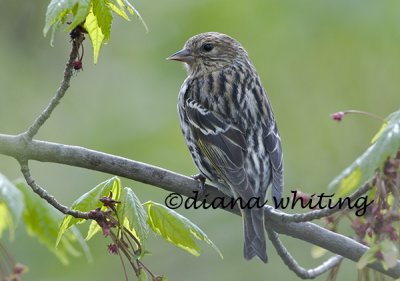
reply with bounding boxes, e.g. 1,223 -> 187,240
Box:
344,110 -> 386,122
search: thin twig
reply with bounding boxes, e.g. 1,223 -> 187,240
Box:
110,231 -> 130,281
18,159 -> 90,219
265,224 -> 343,278
137,260 -> 157,280
0,242 -> 15,266
23,32 -> 84,140
122,226 -> 142,255
0,242 -> 13,276
344,110 -> 386,122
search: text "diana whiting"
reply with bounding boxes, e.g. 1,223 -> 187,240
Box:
164,190 -> 373,216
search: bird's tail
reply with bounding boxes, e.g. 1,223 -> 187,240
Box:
242,207 -> 268,263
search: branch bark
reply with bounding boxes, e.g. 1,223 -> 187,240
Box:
1,133 -> 400,278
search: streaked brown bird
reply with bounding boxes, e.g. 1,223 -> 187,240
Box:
168,32 -> 283,263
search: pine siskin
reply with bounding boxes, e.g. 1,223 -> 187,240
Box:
168,32 -> 283,263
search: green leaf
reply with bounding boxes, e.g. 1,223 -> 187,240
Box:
92,0 -> 113,41
371,122 -> 388,144
69,0 -> 91,30
43,0 -> 91,36
57,177 -> 121,244
108,0 -> 130,21
335,168 -> 362,198
139,268 -> 148,281
122,0 -> 148,32
84,7 -> 105,64
0,205 -> 11,239
44,0 -> 147,63
16,182 -> 91,265
311,245 -> 327,259
358,244 -> 379,269
49,17 -> 63,47
0,173 -> 23,239
144,201 -> 222,258
43,0 -> 70,36
329,110 -> 400,196
118,187 -> 149,247
380,239 -> 399,270
85,219 -> 102,240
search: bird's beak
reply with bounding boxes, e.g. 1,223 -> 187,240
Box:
167,48 -> 192,63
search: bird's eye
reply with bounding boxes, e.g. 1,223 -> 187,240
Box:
202,43 -> 214,52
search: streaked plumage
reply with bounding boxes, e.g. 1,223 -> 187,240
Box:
168,32 -> 283,263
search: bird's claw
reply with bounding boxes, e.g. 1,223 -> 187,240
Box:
192,174 -> 206,195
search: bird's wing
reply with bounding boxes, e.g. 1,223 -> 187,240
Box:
263,122 -> 283,202
185,98 -> 256,197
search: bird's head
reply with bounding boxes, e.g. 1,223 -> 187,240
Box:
168,32 -> 249,76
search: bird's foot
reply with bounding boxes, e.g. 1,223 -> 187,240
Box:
192,174 -> 206,195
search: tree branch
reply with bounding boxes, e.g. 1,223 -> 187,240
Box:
265,224 -> 343,278
0,133 -> 399,278
18,159 -> 91,219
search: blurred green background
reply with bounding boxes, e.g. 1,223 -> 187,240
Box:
1,0 -> 400,280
